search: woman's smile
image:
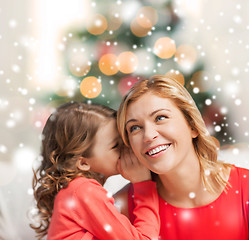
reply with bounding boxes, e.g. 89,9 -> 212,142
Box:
146,144 -> 171,157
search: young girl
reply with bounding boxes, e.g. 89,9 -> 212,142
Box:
31,101 -> 160,240
116,75 -> 249,240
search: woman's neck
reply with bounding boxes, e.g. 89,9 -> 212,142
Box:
156,160 -> 223,208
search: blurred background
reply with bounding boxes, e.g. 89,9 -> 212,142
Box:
0,0 -> 249,239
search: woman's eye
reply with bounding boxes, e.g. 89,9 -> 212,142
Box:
129,125 -> 140,133
156,115 -> 166,122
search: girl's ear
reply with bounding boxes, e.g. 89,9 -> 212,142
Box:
77,157 -> 91,171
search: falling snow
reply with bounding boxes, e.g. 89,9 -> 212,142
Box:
104,224 -> 112,232
189,192 -> 196,199
0,0 -> 248,239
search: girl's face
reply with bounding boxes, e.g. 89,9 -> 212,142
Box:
125,92 -> 198,175
87,118 -> 120,178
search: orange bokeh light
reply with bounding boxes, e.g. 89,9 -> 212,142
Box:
136,6 -> 158,29
154,37 -> 176,59
80,76 -> 102,99
165,70 -> 185,86
174,44 -> 197,69
99,54 -> 119,76
130,19 -> 151,37
117,51 -> 138,74
86,14 -> 108,35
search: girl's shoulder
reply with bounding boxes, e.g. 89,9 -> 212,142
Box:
71,177 -> 103,192
71,177 -> 101,186
57,177 -> 103,198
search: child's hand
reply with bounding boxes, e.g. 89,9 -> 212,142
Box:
117,146 -> 151,183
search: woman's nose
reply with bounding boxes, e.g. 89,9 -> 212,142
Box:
143,125 -> 158,142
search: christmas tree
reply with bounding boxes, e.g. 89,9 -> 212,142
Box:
48,0 -> 233,146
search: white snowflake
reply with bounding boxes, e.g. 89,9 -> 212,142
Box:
104,224 -> 112,232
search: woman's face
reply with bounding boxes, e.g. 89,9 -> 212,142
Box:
125,92 -> 198,174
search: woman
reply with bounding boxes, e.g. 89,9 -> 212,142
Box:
115,75 -> 249,239
31,101 -> 160,240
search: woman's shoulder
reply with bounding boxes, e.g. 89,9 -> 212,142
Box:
230,165 -> 249,186
231,165 -> 249,176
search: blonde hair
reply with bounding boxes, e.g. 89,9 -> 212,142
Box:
117,75 -> 231,194
31,101 -> 116,239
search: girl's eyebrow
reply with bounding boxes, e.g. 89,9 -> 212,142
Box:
125,108 -> 171,128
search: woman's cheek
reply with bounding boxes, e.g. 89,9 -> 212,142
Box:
130,137 -> 139,153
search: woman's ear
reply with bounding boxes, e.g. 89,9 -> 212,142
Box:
77,157 -> 91,171
191,128 -> 199,139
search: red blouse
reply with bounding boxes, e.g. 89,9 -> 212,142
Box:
128,166 -> 249,240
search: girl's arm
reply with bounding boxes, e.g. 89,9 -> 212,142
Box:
48,148 -> 160,240
74,179 -> 159,240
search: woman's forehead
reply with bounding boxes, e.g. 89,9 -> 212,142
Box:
126,93 -> 177,118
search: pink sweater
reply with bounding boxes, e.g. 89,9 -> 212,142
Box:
47,177 -> 159,240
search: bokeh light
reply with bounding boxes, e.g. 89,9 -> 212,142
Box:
136,6 -> 158,28
130,18 -> 151,37
153,37 -> 176,59
117,51 -> 138,74
86,14 -> 108,35
118,76 -> 139,96
174,44 -> 197,72
165,69 -> 185,86
80,76 -> 102,98
99,53 -> 119,75
96,42 -> 117,59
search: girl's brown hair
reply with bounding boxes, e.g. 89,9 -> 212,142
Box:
31,101 -> 116,239
117,75 -> 231,194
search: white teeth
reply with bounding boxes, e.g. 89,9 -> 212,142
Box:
148,145 -> 170,156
